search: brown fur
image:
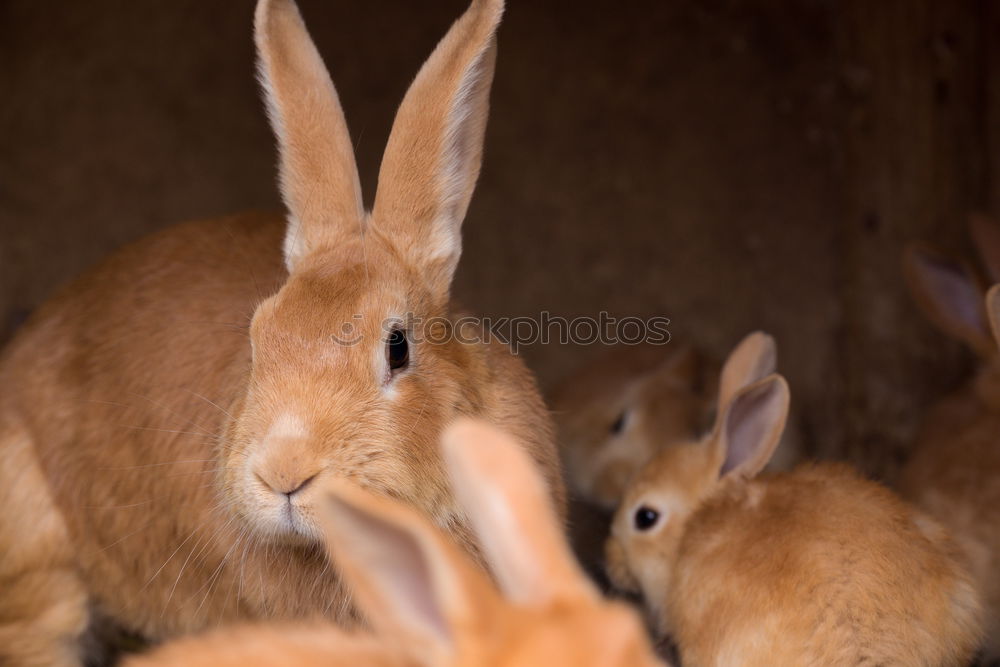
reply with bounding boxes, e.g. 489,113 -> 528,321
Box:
898,221 -> 1000,658
0,0 -> 564,663
127,421 -> 665,667
606,333 -> 983,665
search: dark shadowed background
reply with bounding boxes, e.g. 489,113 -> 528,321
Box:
2,0 -> 999,477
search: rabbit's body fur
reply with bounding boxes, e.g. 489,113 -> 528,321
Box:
671,464 -> 981,666
899,368 -> 1000,658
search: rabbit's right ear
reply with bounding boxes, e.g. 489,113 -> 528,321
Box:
370,0 -> 504,302
318,481 -> 496,664
713,375 -> 790,480
717,332 -> 777,409
903,243 -> 992,357
442,419 -> 596,608
255,0 -> 364,272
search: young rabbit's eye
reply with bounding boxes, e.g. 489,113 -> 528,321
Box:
610,411 -> 627,434
634,506 -> 660,531
387,328 -> 409,372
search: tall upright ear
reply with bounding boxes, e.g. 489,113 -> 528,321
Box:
970,213 -> 1000,284
370,0 -> 503,300
902,243 -> 992,357
713,375 -> 790,480
717,332 -> 777,410
255,0 -> 364,272
442,419 -> 596,608
318,481 -> 495,663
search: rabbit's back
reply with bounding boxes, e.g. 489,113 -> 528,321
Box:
671,464 -> 982,666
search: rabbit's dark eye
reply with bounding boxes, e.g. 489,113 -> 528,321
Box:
634,506 -> 660,531
387,329 -> 409,372
610,411 -> 627,435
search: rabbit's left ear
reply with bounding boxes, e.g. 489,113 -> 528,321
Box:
717,332 -> 777,409
712,374 -> 790,480
318,481 -> 497,664
371,0 -> 504,301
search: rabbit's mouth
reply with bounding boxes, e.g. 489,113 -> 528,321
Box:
244,480 -> 325,544
238,462 -> 327,544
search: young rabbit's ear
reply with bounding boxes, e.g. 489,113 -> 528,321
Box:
442,419 -> 596,608
370,0 -> 503,300
902,243 -> 992,357
318,481 -> 495,663
654,343 -> 703,387
717,332 -> 777,409
986,285 -> 1000,351
255,0 -> 364,272
712,374 -> 790,479
969,213 -> 1000,284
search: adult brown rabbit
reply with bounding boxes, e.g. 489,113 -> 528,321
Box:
0,0 -> 563,664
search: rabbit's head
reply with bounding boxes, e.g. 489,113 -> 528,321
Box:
223,0 -> 509,544
553,344 -> 716,509
605,333 -> 789,628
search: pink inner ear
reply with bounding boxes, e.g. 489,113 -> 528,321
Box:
333,500 -> 450,642
919,254 -> 985,336
720,383 -> 777,477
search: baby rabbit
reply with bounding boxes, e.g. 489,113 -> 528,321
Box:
899,222 -> 1000,659
606,332 -> 983,666
128,420 -> 667,667
0,0 -> 563,664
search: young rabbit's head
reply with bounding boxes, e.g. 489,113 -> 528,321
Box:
605,333 -> 789,627
223,0 -> 507,544
553,344 -> 716,508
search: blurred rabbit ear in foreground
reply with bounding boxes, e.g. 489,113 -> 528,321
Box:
129,419 -> 668,667
606,331 -> 983,666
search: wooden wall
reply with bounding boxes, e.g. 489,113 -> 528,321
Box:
2,0 -> 998,477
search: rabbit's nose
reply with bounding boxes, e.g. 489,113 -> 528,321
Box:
255,468 -> 319,498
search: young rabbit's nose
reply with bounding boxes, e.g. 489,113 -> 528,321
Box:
255,469 -> 318,498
